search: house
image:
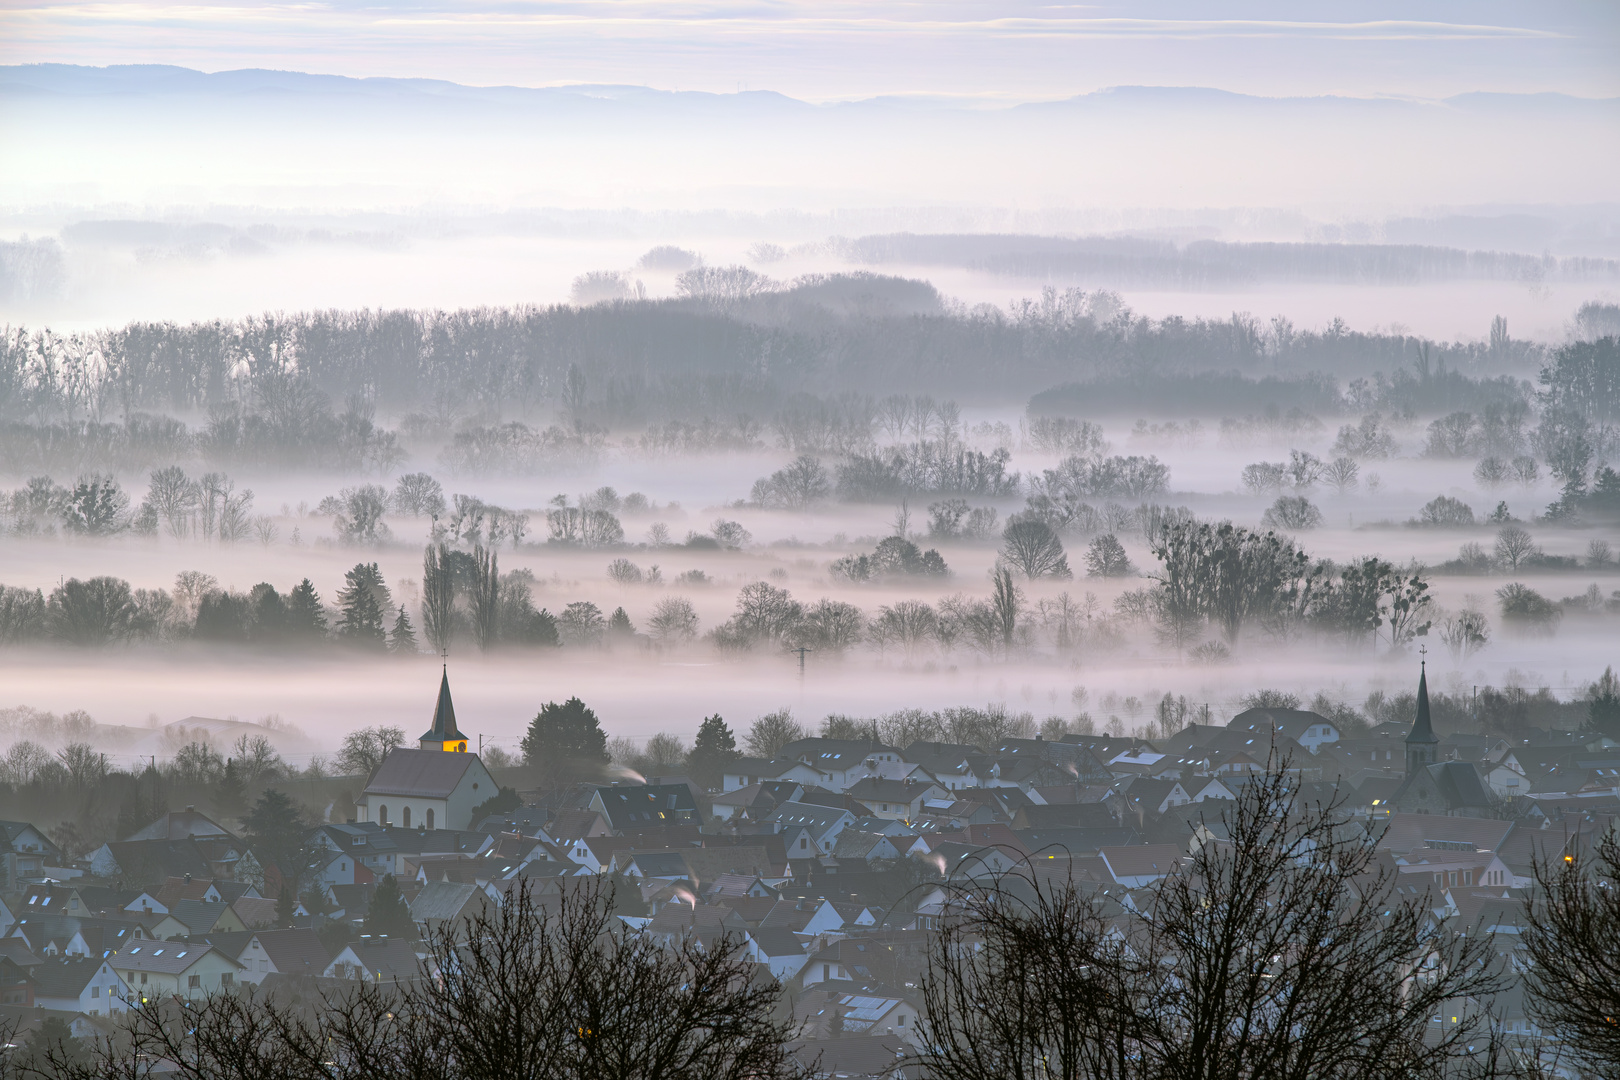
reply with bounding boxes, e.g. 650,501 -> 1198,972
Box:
802,899 -> 881,937
588,783 -> 702,832
835,992 -> 921,1043
707,781 -> 805,823
778,738 -> 907,792
722,757 -> 822,793
31,957 -> 130,1016
0,955 -> 31,1006
743,927 -> 808,979
902,742 -> 991,792
0,822 -> 64,889
843,778 -> 949,821
1395,849 -> 1514,892
356,749 -> 499,832
324,936 -> 422,983
214,928 -> 331,985
409,880 -> 491,938
766,804 -> 858,858
1098,844 -> 1183,887
314,824 -> 405,880
831,831 -> 904,866
166,900 -> 247,937
121,809 -> 233,844
1115,778 -> 1194,819
1227,708 -> 1342,753
110,943 -> 242,1002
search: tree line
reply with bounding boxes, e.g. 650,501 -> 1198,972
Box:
0,286 -> 1576,441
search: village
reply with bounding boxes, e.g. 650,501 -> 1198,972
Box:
0,661 -> 1608,1076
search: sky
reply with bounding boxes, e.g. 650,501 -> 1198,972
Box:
3,2 -> 1617,102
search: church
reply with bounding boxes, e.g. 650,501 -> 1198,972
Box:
1386,656 -> 1497,818
354,668 -> 499,832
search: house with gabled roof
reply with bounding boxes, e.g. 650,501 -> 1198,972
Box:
844,777 -> 948,821
743,927 -> 808,978
32,956 -> 129,1016
122,808 -> 233,844
1228,708 -> 1342,752
110,942 -> 242,1002
324,936 -> 422,983
1099,844 -> 1183,887
778,738 -> 906,793
589,783 -> 701,832
722,757 -> 822,793
766,803 -> 857,858
902,742 -> 990,791
409,880 -> 491,938
210,927 -> 331,984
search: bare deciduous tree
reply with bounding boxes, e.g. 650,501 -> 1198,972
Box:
917,759 -> 1509,1080
1522,831 -> 1620,1079
1002,518 -> 1072,579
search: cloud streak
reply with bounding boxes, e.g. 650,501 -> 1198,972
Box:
1,1 -> 1608,101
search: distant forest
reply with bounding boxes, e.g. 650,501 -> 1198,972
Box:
0,277 -> 1611,476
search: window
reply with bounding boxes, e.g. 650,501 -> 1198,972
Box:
91,986 -> 100,998
379,805 -> 389,826
403,807 -> 412,828
426,809 -> 435,830
140,973 -> 148,985
1463,871 -> 1472,886
188,975 -> 200,989
221,973 -> 233,986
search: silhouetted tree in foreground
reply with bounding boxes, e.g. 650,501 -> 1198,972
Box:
916,759 -> 1510,1080
34,878 -> 802,1080
1522,830 -> 1620,1079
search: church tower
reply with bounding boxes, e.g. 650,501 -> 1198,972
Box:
1405,654 -> 1438,777
419,667 -> 468,752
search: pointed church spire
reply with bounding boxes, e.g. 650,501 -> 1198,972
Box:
419,665 -> 468,751
1406,650 -> 1437,775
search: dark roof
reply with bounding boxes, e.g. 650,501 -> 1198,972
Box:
252,928 -> 331,975
747,926 -> 805,957
1228,708 -> 1338,740
1408,663 -> 1438,746
1427,761 -> 1495,810
592,784 -> 699,831
419,667 -> 465,744
31,957 -> 108,998
365,748 -> 482,798
167,900 -> 232,933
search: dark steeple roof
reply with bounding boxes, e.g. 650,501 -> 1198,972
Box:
419,667 -> 465,744
1407,660 -> 1438,746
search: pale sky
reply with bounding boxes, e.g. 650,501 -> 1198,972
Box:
2,1 -> 1616,102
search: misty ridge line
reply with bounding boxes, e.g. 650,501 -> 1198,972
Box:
8,64 -> 1615,108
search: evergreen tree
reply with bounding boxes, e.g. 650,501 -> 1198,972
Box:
608,606 -> 635,639
336,562 -> 388,647
686,714 -> 740,791
285,578 -> 328,640
249,582 -> 287,642
242,789 -> 317,904
1589,665 -> 1620,740
390,605 -> 419,654
364,872 -> 417,939
521,697 -> 610,770
216,757 -> 247,818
